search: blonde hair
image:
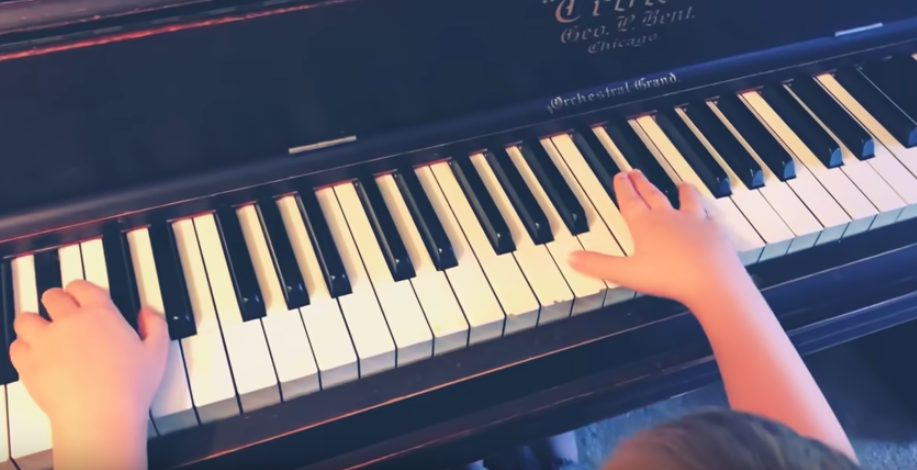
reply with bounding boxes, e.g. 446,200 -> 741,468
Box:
602,409 -> 859,470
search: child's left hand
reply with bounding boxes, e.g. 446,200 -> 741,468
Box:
9,280 -> 169,430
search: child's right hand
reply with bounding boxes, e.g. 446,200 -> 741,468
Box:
568,169 -> 748,309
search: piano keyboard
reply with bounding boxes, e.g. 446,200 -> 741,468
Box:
2,52 -> 917,470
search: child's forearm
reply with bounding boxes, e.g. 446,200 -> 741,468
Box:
688,276 -> 856,461
52,414 -> 148,470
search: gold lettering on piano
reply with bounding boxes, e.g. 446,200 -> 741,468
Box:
545,72 -> 679,115
545,0 -> 671,24
546,0 -> 696,55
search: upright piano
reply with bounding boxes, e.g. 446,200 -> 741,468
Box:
1,0 -> 917,468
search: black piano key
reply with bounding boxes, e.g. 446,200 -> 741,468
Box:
758,84 -> 842,168
355,176 -> 416,282
214,206 -> 267,321
602,118 -> 680,207
714,94 -> 796,181
148,222 -> 197,339
859,56 -> 917,130
102,226 -> 140,331
393,167 -> 458,271
449,157 -> 516,255
294,186 -> 352,298
682,101 -> 764,189
786,76 -> 874,160
256,197 -> 310,308
571,128 -> 624,205
518,141 -> 589,235
33,249 -> 62,321
0,259 -> 17,385
484,148 -> 553,245
833,66 -> 917,148
654,109 -> 732,198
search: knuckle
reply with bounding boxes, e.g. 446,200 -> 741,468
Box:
9,340 -> 27,365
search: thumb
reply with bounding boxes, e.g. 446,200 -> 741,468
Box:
136,307 -> 169,369
568,250 -> 637,287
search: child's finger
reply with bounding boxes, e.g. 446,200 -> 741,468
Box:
629,170 -> 672,211
568,250 -> 633,287
137,307 -> 169,369
41,288 -> 79,320
8,339 -> 31,373
677,183 -> 705,218
613,171 -> 648,218
13,313 -> 47,341
65,279 -> 115,311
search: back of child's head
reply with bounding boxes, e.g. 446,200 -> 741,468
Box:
602,409 -> 860,470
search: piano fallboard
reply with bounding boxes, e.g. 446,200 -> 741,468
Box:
1,19 -> 917,254
1,0 -> 917,223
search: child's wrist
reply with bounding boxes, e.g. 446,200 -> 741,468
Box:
682,267 -> 759,313
52,409 -> 148,442
52,412 -> 148,470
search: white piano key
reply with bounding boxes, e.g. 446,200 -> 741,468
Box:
316,187 -> 397,376
8,255 -> 52,470
334,183 -> 434,365
58,243 -> 84,286
171,219 -> 240,422
730,95 -> 850,244
518,141 -> 627,311
430,162 -> 541,332
593,126 -> 635,173
817,73 -> 917,220
786,83 -> 905,228
80,238 -> 109,289
553,132 -> 636,256
375,175 -> 470,354
237,204 -> 320,400
0,386 -> 12,470
415,166 -> 506,344
470,153 -> 575,325
126,228 -> 197,434
544,136 -> 640,306
742,91 -> 875,237
707,100 -> 825,251
193,214 -> 281,410
633,115 -> 767,264
674,107 -> 797,259
276,195 -> 359,386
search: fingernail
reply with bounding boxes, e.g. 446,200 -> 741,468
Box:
568,250 -> 586,266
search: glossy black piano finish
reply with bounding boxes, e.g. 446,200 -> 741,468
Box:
3,23 -> 917,255
0,0 -> 917,220
1,0 -> 917,469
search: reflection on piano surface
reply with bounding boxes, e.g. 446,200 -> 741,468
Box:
2,0 -> 917,468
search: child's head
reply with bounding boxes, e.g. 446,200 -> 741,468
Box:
602,409 -> 859,470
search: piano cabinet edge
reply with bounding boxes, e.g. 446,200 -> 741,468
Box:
314,346 -> 721,470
